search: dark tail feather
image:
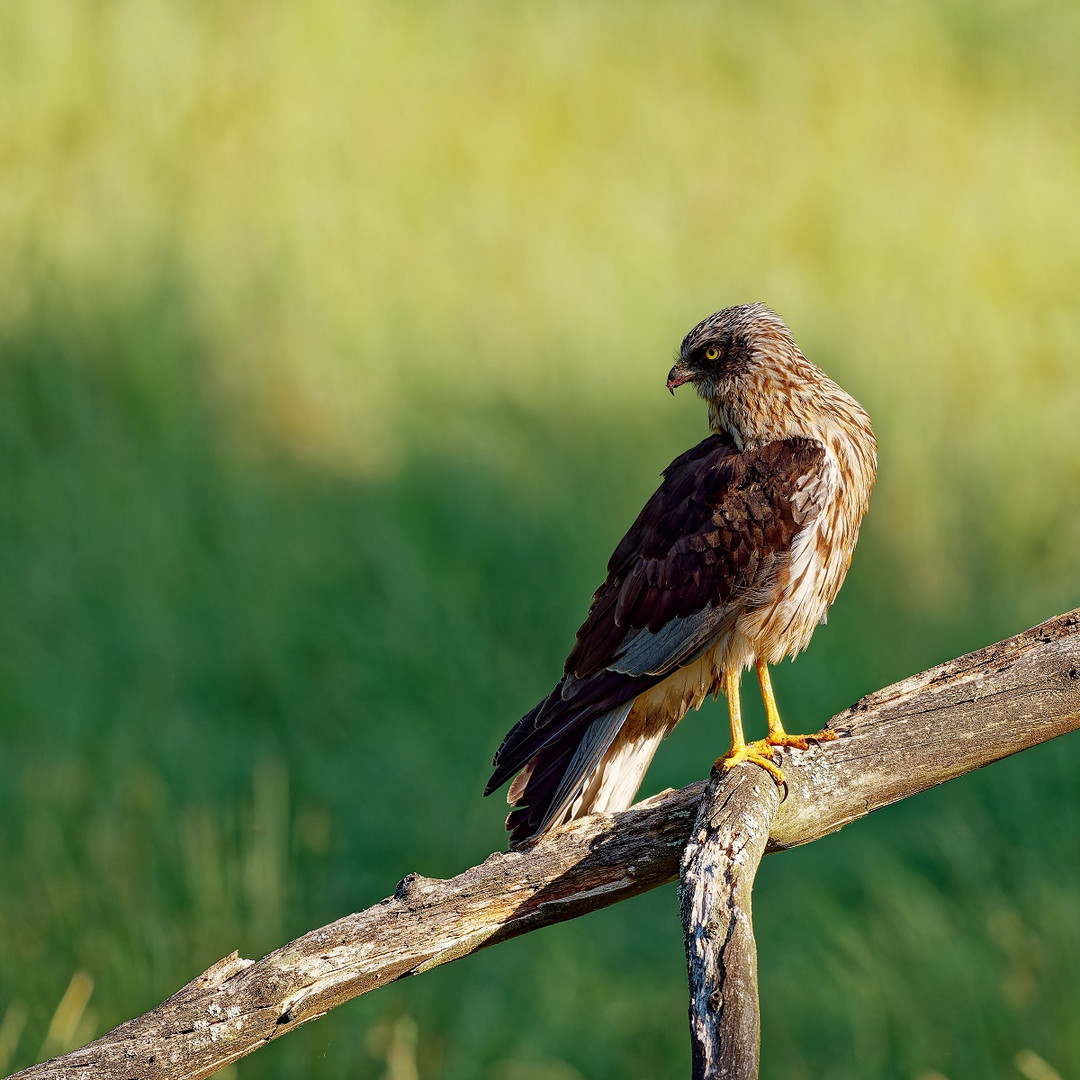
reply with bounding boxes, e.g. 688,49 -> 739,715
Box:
503,702 -> 633,847
487,671 -> 655,790
485,669 -> 659,847
484,698 -> 546,796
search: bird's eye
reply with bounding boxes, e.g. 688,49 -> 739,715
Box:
704,347 -> 720,361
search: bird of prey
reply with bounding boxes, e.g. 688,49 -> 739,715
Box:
485,303 -> 876,848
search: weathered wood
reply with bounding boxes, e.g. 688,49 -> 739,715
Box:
768,607 -> 1080,849
8,608 -> 1080,1080
679,767 -> 780,1080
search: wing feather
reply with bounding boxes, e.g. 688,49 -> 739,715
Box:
566,434 -> 826,678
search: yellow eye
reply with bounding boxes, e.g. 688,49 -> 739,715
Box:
705,347 -> 720,361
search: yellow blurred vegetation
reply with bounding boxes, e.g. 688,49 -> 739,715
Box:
3,1 -> 1079,615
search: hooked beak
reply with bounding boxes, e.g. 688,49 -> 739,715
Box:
666,363 -> 695,395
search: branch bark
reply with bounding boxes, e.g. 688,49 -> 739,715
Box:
679,767 -> 781,1080
9,609 -> 1080,1080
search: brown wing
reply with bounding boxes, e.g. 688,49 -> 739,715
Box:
567,433 -> 828,679
485,433 -> 828,844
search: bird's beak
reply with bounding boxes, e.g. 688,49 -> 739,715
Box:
667,363 -> 694,395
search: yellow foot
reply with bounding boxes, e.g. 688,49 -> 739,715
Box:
716,739 -> 786,784
767,727 -> 839,751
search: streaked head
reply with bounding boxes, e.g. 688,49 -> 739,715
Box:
666,303 -> 800,399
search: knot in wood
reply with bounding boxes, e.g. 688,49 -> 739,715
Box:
394,872 -> 437,900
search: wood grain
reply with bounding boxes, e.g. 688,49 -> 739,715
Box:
679,768 -> 781,1080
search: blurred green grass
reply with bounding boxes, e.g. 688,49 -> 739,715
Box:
1,2 -> 1079,1078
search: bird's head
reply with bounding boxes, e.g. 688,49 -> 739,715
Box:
666,302 -> 797,400
666,303 -> 840,449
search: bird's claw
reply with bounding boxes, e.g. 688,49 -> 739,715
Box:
716,740 -> 787,785
767,726 -> 839,751
767,732 -> 810,751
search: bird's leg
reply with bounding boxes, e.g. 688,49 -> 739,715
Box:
757,660 -> 838,749
718,667 -> 785,783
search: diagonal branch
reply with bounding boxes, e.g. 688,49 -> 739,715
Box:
8,609 -> 1080,1080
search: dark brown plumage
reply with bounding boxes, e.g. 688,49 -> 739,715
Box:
486,304 -> 876,848
569,436 -> 826,663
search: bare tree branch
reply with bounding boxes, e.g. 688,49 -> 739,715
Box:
8,609 -> 1080,1080
680,767 -> 780,1080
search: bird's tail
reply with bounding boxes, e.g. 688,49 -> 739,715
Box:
486,669 -> 666,847
497,709 -> 675,848
502,701 -> 633,845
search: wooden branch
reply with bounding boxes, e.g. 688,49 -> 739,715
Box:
9,609 -> 1080,1080
679,767 -> 781,1080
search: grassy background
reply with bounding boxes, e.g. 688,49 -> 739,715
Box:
1,1 -> 1079,1077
